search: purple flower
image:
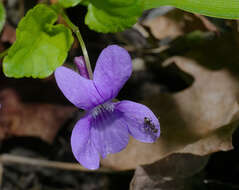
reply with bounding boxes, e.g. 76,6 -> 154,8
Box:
55,45 -> 160,170
74,56 -> 90,79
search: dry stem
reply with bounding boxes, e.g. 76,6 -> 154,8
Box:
0,154 -> 111,173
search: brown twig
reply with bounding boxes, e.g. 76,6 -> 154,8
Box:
0,154 -> 111,173
0,164 -> 3,186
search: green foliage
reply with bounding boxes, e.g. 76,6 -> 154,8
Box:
144,0 -> 239,19
84,0 -> 143,33
0,2 -> 6,32
3,0 -> 239,79
58,0 -> 82,8
81,0 -> 239,33
3,4 -> 73,78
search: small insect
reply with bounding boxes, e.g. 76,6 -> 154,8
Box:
144,117 -> 158,134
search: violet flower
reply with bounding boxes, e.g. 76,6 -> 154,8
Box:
74,56 -> 90,79
55,45 -> 160,170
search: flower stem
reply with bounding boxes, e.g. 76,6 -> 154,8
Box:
60,11 -> 93,79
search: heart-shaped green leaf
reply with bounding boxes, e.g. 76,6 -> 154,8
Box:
85,0 -> 143,33
144,0 -> 239,19
82,0 -> 239,33
3,4 -> 73,78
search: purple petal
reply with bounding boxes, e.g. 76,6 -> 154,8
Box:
71,116 -> 100,170
91,111 -> 129,158
55,66 -> 103,110
93,45 -> 132,101
115,101 -> 160,143
74,56 -> 90,79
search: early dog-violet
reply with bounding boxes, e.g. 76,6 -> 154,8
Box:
74,56 -> 90,79
55,45 -> 160,170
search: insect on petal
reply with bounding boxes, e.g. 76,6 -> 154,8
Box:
115,100 -> 160,143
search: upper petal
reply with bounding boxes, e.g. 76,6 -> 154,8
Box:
55,66 -> 103,110
90,110 -> 129,158
71,115 -> 100,170
115,100 -> 160,143
93,45 -> 132,101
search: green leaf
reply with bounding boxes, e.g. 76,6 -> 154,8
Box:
0,2 -> 6,32
84,0 -> 143,33
143,0 -> 239,19
58,0 -> 82,8
3,4 -> 73,78
84,0 -> 239,33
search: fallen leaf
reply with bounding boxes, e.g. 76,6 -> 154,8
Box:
1,23 -> 16,44
194,14 -> 219,33
0,89 -> 76,143
143,10 -> 184,40
130,153 -> 209,190
101,56 -> 239,170
143,9 -> 216,40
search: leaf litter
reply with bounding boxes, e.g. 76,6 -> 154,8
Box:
1,4 -> 239,190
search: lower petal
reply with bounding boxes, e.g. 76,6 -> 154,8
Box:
115,100 -> 160,143
91,111 -> 129,158
71,116 -> 100,170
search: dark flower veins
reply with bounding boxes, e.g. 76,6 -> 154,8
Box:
55,45 -> 160,170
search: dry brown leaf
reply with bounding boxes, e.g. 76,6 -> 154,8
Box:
0,89 -> 76,143
143,12 -> 184,40
130,153 -> 209,190
143,9 -> 215,40
1,23 -> 16,44
101,56 -> 239,170
194,14 -> 219,33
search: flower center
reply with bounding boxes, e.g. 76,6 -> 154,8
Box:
91,102 -> 115,119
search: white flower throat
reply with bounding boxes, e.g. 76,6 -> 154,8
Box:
91,102 -> 115,119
